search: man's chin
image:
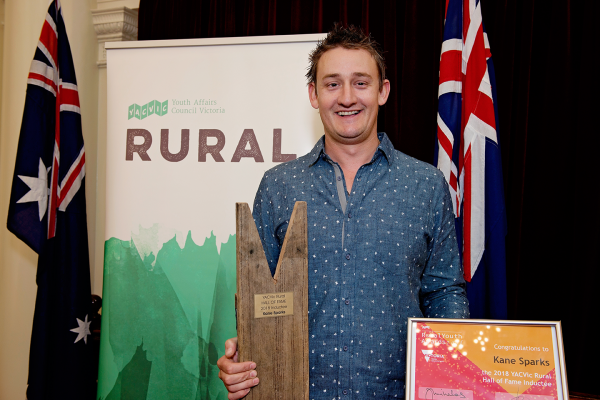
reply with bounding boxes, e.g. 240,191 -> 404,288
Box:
336,129 -> 375,141
325,130 -> 379,147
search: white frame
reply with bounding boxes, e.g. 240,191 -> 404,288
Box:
405,318 -> 568,400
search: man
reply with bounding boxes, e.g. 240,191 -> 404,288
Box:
218,25 -> 469,399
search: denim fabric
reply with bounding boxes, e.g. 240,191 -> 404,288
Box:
252,133 -> 469,399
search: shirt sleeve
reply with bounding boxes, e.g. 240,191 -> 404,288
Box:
252,173 -> 283,277
419,173 -> 470,319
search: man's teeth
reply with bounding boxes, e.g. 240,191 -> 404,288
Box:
337,111 -> 359,116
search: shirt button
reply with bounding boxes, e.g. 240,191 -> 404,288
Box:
345,299 -> 350,305
343,389 -> 348,395
343,346 -> 348,351
337,176 -> 342,181
345,253 -> 350,260
347,212 -> 352,218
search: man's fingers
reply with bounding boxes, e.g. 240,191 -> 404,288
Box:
219,361 -> 257,381
223,373 -> 259,392
219,367 -> 259,400
220,373 -> 259,400
218,336 -> 258,399
224,337 -> 238,357
227,388 -> 251,400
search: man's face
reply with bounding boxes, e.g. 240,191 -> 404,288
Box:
309,47 -> 390,146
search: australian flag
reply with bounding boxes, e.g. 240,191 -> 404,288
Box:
434,0 -> 508,319
6,1 -> 94,398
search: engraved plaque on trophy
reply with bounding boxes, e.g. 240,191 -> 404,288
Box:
236,201 -> 309,400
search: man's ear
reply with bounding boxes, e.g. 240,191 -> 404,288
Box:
308,82 -> 319,110
378,79 -> 391,106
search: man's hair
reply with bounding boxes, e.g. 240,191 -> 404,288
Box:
306,24 -> 386,89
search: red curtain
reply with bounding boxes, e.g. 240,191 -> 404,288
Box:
138,0 -> 599,395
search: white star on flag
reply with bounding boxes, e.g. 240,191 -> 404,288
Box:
70,314 -> 91,344
17,158 -> 49,221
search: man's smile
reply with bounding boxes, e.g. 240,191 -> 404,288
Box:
336,110 -> 361,116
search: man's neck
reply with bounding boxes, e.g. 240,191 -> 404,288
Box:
324,133 -> 380,193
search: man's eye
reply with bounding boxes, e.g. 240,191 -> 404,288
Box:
328,83 -> 338,88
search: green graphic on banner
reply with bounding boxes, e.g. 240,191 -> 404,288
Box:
97,227 -> 236,400
128,100 -> 169,120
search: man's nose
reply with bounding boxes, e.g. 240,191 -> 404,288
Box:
338,84 -> 357,106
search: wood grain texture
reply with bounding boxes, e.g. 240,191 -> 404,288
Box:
236,202 -> 308,400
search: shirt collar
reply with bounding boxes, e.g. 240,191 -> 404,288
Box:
376,132 -> 395,166
307,132 -> 395,167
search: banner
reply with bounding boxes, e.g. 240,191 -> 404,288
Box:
98,35 -> 324,400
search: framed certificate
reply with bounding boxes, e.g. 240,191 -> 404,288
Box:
406,319 -> 568,400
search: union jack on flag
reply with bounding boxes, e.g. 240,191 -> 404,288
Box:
434,0 -> 507,318
7,1 -> 94,398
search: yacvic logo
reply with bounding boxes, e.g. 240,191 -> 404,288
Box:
421,350 -> 445,363
128,100 -> 168,120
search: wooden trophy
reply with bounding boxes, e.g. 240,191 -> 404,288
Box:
236,201 -> 309,400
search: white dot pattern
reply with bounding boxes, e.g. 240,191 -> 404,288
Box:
253,133 -> 470,399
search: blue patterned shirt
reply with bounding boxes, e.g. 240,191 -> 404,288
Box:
252,133 -> 469,399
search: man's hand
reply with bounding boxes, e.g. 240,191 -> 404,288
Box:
217,337 -> 259,400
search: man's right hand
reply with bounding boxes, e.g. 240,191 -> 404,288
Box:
217,337 -> 259,400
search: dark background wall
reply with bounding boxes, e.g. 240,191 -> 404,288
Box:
138,0 -> 600,395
